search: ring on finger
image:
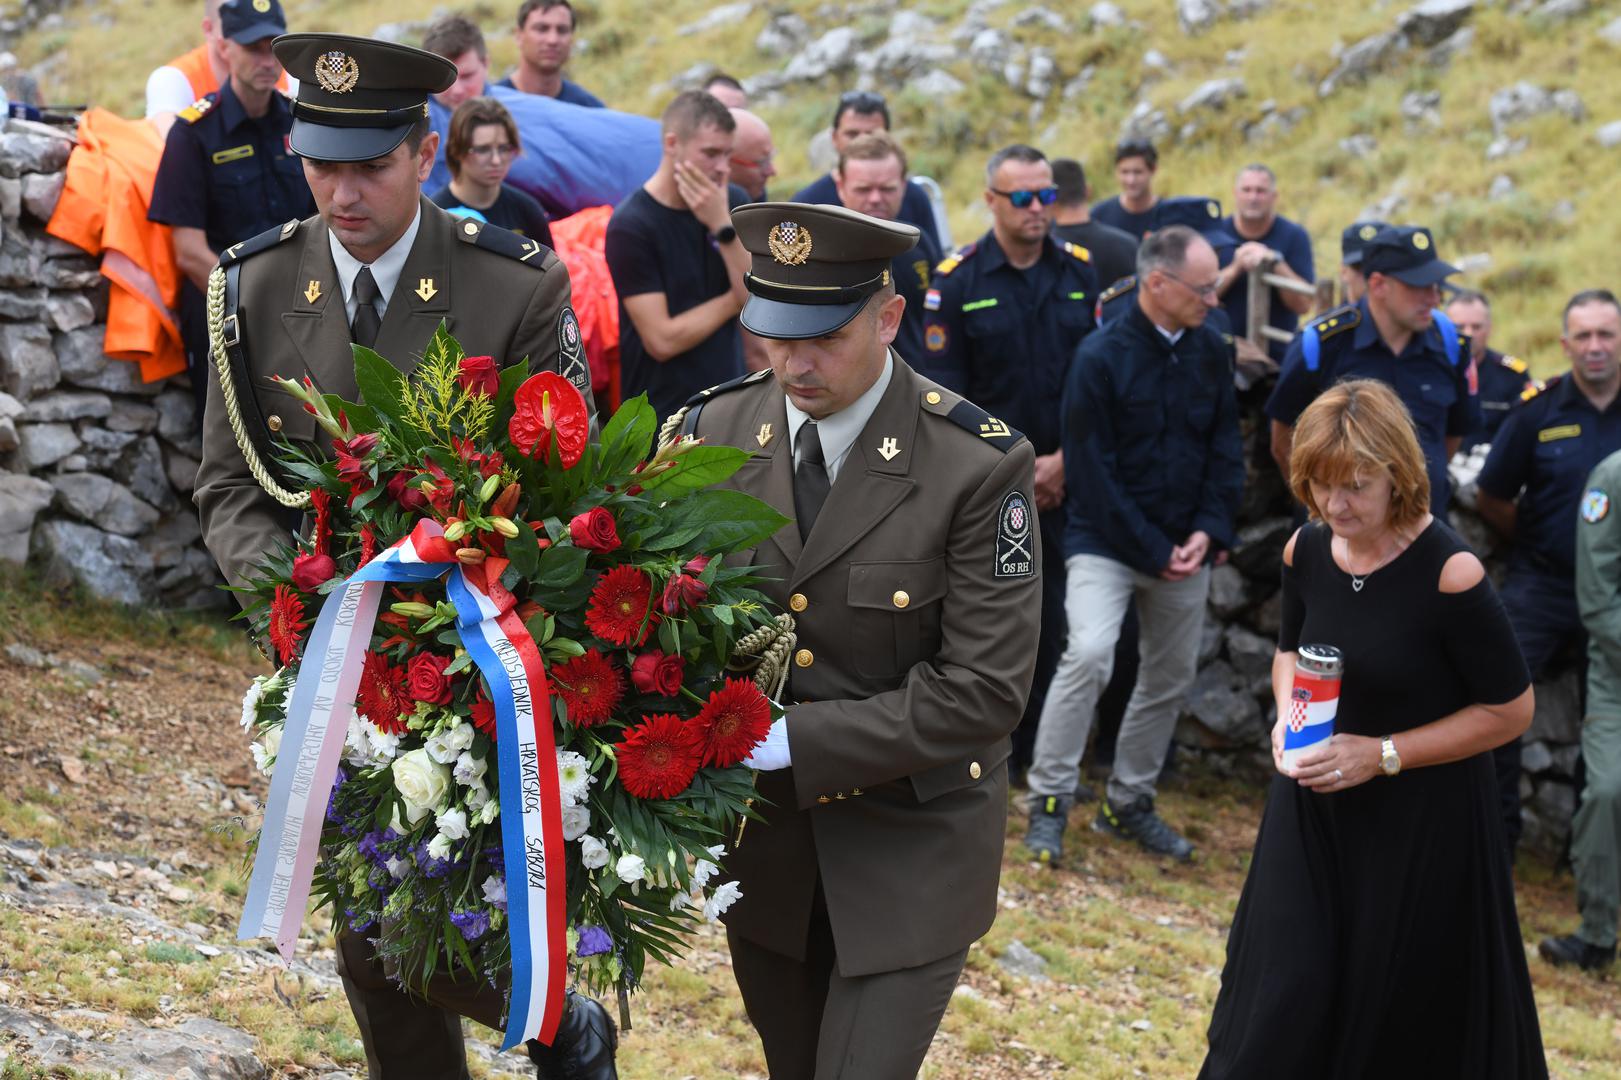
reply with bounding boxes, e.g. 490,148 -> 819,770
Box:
1333,768 -> 1344,782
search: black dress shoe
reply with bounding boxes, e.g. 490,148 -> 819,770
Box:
526,990 -> 619,1079
1538,933 -> 1617,972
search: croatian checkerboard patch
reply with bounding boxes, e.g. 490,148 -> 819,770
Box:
557,306 -> 589,398
995,490 -> 1035,578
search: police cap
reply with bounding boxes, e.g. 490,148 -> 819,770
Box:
219,0 -> 286,45
1341,220 -> 1387,267
273,33 -> 455,163
1362,225 -> 1459,287
1152,195 -> 1235,246
734,202 -> 919,340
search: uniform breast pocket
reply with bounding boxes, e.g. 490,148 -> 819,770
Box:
1414,378 -> 1457,426
963,308 -> 1015,342
262,381 -> 318,446
846,557 -> 949,680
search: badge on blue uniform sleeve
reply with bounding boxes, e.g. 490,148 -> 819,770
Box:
557,306 -> 590,398
1583,488 -> 1610,524
925,324 -> 947,353
995,490 -> 1035,578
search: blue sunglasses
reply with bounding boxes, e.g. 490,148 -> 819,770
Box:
991,186 -> 1060,209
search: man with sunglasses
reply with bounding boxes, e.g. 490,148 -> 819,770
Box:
919,144 -> 1099,784
790,90 -> 944,250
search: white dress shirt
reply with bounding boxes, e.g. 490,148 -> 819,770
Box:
327,205 -> 422,324
783,351 -> 895,484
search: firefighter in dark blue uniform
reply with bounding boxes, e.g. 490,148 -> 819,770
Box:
1475,289 -> 1621,856
919,144 -> 1099,777
149,0 -> 313,415
1266,225 -> 1479,509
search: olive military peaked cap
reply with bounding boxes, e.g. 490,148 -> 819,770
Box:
273,33 -> 456,162
734,202 -> 920,340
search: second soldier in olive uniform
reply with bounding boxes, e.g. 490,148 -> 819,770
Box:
192,32 -> 610,1080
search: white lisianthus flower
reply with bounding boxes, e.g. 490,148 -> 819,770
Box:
365,724 -> 401,762
453,751 -> 486,787
251,727 -> 282,775
476,799 -> 499,825
435,807 -> 469,841
465,780 -> 491,812
392,749 -> 450,824
444,722 -> 475,755
615,853 -> 646,884
481,874 -> 506,907
561,804 -> 590,841
427,832 -> 452,860
703,880 -> 743,923
385,856 -> 408,880
556,750 -> 593,807
424,731 -> 458,765
579,835 -> 610,869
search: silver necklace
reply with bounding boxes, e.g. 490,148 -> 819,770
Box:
1342,540 -> 1392,593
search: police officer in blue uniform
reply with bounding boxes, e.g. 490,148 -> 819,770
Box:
149,0 -> 313,415
920,144 -> 1098,777
1266,225 -> 1478,509
1446,288 -> 1538,455
1337,220 -> 1387,305
1475,288 -> 1621,856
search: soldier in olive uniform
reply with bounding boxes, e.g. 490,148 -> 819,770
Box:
677,202 -> 1042,1079
192,32 -> 609,1080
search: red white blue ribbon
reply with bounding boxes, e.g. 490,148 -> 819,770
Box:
239,519 -> 566,1049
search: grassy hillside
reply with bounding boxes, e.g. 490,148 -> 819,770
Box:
13,0 -> 1621,373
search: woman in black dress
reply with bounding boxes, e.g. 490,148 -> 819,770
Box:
1201,380 -> 1546,1079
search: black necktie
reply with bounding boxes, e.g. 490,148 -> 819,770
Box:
351,265 -> 382,348
794,420 -> 831,541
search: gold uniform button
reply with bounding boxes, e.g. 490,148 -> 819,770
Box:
267,414 -> 283,432
892,590 -> 910,609
817,795 -> 831,804
926,391 -> 942,405
795,649 -> 814,668
789,593 -> 808,612
850,787 -> 863,796
834,792 -> 847,800
969,761 -> 982,780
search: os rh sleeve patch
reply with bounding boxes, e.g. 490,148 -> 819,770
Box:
557,306 -> 590,398
996,490 -> 1035,578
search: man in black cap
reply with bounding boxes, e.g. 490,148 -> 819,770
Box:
675,201 -> 1041,1079
192,31 -> 611,1080
149,0 -> 313,417
1338,219 -> 1386,305
1267,224 -> 1478,510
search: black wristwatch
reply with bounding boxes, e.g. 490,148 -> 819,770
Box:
712,225 -> 737,245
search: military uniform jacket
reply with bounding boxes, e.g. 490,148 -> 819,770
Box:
1576,450 -> 1621,718
686,358 -> 1042,977
196,198 -> 584,590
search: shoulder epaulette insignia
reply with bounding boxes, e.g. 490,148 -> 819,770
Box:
219,217 -> 300,267
1062,241 -> 1092,263
457,218 -> 553,267
1099,276 -> 1137,305
683,367 -> 772,408
1520,379 -> 1547,403
934,242 -> 977,278
920,388 -> 1025,452
1311,303 -> 1360,341
1502,354 -> 1529,375
177,95 -> 215,123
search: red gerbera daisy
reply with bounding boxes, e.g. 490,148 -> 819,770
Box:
469,696 -> 498,740
359,524 -> 379,566
617,714 -> 702,800
355,650 -> 409,735
585,565 -> 658,646
268,584 -> 308,665
552,649 -> 626,727
692,678 -> 773,767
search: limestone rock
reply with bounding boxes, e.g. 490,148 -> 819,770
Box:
1488,174 -> 1517,200
1602,15 -> 1621,44
1208,564 -> 1249,619
907,69 -> 966,97
1520,740 -> 1554,774
1230,516 -> 1292,580
1119,100 -> 1171,144
1533,0 -> 1588,21
0,175 -> 19,220
1185,660 -> 1264,744
1340,133 -> 1379,159
1024,48 -> 1057,98
1398,0 -> 1474,46
1489,82 -> 1583,133
1485,134 -> 1528,160
106,399 -> 160,433
783,27 -> 858,81
154,388 -> 198,444
755,12 -> 809,56
1527,668 -> 1581,745
0,321 -> 55,398
39,255 -> 100,289
1598,120 -> 1621,148
119,435 -> 180,514
1222,625 -> 1275,684
163,445 -> 201,494
32,519 -> 157,605
1179,77 -> 1246,114
0,132 -> 71,178
858,14 -> 953,77
56,327 -> 163,396
15,419 -> 77,467
677,2 -> 751,36
1428,25 -> 1474,65
997,939 -> 1050,981
0,285 -> 45,319
1178,0 -> 1220,35
19,389 -> 109,421
1198,617 -> 1224,667
1401,90 -> 1442,130
0,1005 -> 267,1080
51,472 -> 160,536
1012,7 -> 1069,32
1089,2 -> 1125,28
1319,32 -> 1408,97
0,472 -> 53,561
45,291 -> 94,332
19,168 -> 62,222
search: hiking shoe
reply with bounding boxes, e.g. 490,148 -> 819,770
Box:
528,990 -> 619,1079
1025,794 -> 1072,865
1539,933 -> 1616,972
1093,794 -> 1194,863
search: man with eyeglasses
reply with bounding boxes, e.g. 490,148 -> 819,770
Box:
790,90 -> 944,250
729,108 -> 777,203
1024,224 -> 1244,866
919,144 -> 1099,785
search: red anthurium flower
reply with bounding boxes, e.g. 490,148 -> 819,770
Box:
509,371 -> 588,467
585,565 -> 657,646
692,678 -> 773,767
457,355 -> 500,397
552,649 -> 626,727
617,714 -> 702,800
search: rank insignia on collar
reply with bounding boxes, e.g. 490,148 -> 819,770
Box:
315,51 -> 360,94
768,221 -> 812,265
414,278 -> 437,302
877,437 -> 901,461
756,423 -> 774,448
1583,489 -> 1610,524
303,279 -> 321,304
995,490 -> 1035,578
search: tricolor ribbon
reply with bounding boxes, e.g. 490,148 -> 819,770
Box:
239,519 -> 567,1049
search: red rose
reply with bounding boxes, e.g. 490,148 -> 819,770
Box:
406,652 -> 454,705
630,650 -> 685,697
291,551 -> 336,591
659,572 -> 709,615
457,355 -> 500,397
509,371 -> 589,467
683,555 -> 711,576
569,507 -> 621,553
386,472 -> 428,512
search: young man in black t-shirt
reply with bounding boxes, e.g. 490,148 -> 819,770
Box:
605,91 -> 749,419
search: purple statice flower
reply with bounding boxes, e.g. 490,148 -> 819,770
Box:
575,925 -> 613,957
414,841 -> 466,879
325,768 -> 348,824
450,910 -> 491,941
345,907 -> 375,933
357,829 -> 396,866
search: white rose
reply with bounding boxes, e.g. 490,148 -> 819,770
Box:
427,833 -> 452,860
435,807 -> 469,841
392,749 -> 451,822
580,835 -> 610,869
615,853 -> 647,884
453,751 -> 486,787
561,804 -> 590,842
703,880 -> 743,923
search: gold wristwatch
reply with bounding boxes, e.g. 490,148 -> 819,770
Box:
1379,736 -> 1402,777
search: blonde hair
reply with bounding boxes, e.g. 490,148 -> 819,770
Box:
1289,379 -> 1430,533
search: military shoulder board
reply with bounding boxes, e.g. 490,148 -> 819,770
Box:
1502,354 -> 1530,375
178,96 -> 215,123
933,242 -> 977,278
1311,304 -> 1360,342
683,367 -> 772,409
1099,276 -> 1136,306
1520,380 -> 1546,403
219,217 -> 300,267
921,389 -> 1025,452
456,218 -> 551,267
1061,241 -> 1092,263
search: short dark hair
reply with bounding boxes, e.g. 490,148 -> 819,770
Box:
837,131 -> 907,177
985,144 -> 1046,186
705,73 -> 744,93
1115,139 -> 1158,169
831,90 -> 890,132
422,14 -> 487,61
517,0 -> 574,31
1051,158 -> 1088,206
402,115 -> 434,155
1137,224 -> 1205,277
1564,289 -> 1621,332
444,97 -> 520,177
662,90 -> 736,140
